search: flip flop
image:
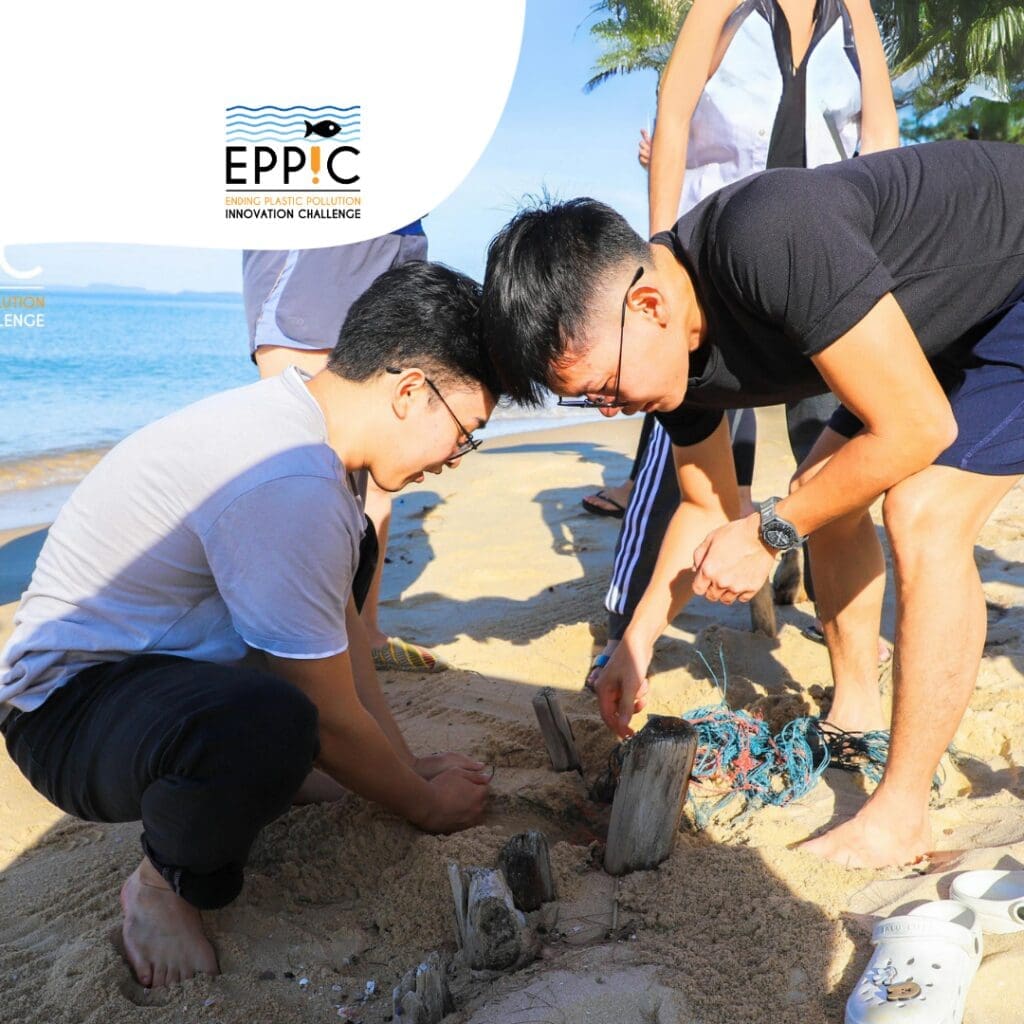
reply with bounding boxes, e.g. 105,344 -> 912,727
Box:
580,489 -> 626,519
371,637 -> 450,672
950,869 -> 1024,934
583,653 -> 610,693
845,901 -> 983,1024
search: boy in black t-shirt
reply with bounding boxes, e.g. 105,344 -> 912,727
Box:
481,140 -> 1024,869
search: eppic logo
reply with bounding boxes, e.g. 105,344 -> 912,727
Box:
224,105 -> 361,192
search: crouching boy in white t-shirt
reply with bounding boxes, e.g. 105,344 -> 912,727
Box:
0,262 -> 498,989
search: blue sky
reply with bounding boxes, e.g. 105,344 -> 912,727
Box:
6,2 -> 657,293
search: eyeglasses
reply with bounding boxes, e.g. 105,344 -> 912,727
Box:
558,266 -> 645,409
385,367 -> 482,459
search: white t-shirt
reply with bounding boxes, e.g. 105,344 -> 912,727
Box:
0,367 -> 364,715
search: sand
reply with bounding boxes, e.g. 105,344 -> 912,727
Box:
1,409 -> 1023,1023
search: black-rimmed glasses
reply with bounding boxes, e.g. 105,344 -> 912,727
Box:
385,367 -> 482,459
557,265 -> 645,408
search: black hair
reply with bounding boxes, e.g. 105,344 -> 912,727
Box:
327,261 -> 501,398
481,197 -> 651,406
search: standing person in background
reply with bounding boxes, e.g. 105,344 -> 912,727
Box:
243,222 -> 449,672
586,0 -> 898,714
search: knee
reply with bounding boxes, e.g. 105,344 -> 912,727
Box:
882,483 -> 940,569
243,675 -> 320,776
190,672 -> 320,788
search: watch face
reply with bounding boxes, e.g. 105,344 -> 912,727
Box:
764,522 -> 798,549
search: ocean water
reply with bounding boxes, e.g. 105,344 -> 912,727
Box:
0,288 -> 604,483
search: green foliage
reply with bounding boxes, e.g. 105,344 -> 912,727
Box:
585,0 -> 1024,127
875,0 -> 1024,110
583,0 -> 690,91
901,86 -> 1024,140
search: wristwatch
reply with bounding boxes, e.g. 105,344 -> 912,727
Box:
757,497 -> 805,552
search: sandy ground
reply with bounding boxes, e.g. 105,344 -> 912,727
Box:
1,409 -> 1023,1024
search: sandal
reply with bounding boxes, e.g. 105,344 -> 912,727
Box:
371,637 -> 450,672
845,901 -> 982,1023
951,869 -> 1024,934
580,489 -> 627,519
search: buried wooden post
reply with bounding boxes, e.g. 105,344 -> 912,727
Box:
499,830 -> 557,912
448,864 -> 529,971
532,687 -> 581,772
392,951 -> 452,1024
604,715 -> 698,876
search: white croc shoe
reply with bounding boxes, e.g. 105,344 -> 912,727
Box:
950,869 -> 1024,935
845,901 -> 983,1024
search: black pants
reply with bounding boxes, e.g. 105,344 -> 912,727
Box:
2,654 -> 320,909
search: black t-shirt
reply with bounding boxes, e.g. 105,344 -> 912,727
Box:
654,140 -> 1024,447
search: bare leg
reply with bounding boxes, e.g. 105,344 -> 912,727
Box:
804,466 -> 1020,867
120,857 -> 219,989
361,479 -> 392,648
792,429 -> 887,733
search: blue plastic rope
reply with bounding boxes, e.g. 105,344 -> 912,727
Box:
684,648 -> 830,829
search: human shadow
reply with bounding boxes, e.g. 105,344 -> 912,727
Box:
377,440 -> 633,648
0,528 -> 47,604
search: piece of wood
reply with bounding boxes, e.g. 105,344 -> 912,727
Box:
450,866 -> 526,970
749,580 -> 777,637
392,952 -> 451,1024
447,862 -> 467,950
532,687 -> 581,772
499,830 -> 556,912
604,715 -> 698,876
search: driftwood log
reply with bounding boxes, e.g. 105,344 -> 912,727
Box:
532,687 -> 581,772
392,952 -> 452,1024
604,715 -> 698,876
749,580 -> 777,637
499,830 -> 556,912
448,864 -> 529,971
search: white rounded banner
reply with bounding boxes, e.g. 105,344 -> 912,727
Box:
0,0 -> 525,262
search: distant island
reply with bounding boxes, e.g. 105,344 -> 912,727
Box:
42,283 -> 242,301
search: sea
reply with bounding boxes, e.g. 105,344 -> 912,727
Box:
0,289 -> 605,528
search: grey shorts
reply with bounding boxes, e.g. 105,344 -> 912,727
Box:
242,232 -> 428,359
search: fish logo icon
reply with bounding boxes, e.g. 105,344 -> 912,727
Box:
304,119 -> 342,139
226,106 -> 361,144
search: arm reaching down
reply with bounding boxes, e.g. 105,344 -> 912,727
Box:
593,416 -> 740,737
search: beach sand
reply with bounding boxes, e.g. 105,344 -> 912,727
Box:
1,409 -> 1022,1023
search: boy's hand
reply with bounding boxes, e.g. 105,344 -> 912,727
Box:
416,767 -> 491,833
593,637 -> 652,739
413,752 -> 486,780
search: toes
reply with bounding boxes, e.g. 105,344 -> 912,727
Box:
133,960 -> 154,988
166,966 -> 181,987
150,963 -> 168,990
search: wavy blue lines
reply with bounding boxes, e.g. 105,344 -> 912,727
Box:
226,104 -> 360,113
227,115 -> 360,128
225,133 -> 361,143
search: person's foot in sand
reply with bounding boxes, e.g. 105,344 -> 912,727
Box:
120,857 -> 219,989
800,787 -> 931,868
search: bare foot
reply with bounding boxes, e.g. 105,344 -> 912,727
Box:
120,857 -> 219,989
800,794 -> 931,868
